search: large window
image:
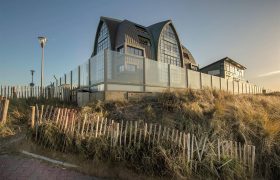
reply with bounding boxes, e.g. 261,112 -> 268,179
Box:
224,62 -> 244,80
127,46 -> 144,56
97,23 -> 110,54
159,24 -> 182,67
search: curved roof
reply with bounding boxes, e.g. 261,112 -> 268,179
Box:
148,20 -> 184,66
147,20 -> 170,57
91,16 -> 121,57
182,45 -> 197,65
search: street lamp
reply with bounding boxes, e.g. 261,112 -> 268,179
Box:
30,70 -> 35,87
53,75 -> 58,87
38,36 -> 47,95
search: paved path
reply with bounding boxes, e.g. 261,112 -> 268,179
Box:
0,154 -> 97,180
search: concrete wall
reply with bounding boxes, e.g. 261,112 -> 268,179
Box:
234,81 -> 239,94
220,78 -> 227,91
187,70 -> 201,89
228,80 -> 233,93
212,76 -> 220,90
201,73 -> 212,88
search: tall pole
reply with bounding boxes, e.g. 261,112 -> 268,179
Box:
38,36 -> 47,97
41,45 -> 44,92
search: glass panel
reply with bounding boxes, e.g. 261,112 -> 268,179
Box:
107,50 -> 144,85
90,51 -> 104,85
61,75 -> 65,85
72,67 -> 79,89
66,72 -> 71,86
145,59 -> 168,87
80,62 -> 89,87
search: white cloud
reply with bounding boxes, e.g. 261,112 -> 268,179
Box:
258,70 -> 280,77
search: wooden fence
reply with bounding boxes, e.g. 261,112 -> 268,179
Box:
0,97 -> 10,124
0,85 -> 73,102
30,105 -> 256,176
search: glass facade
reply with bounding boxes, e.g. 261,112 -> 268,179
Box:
159,24 -> 182,67
97,23 -> 110,54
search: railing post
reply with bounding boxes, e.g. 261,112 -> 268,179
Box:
104,49 -> 108,91
211,75 -> 213,89
186,68 -> 189,88
143,57 -> 146,92
199,72 -> 202,89
88,58 -> 91,101
168,64 -> 171,89
78,65 -> 81,89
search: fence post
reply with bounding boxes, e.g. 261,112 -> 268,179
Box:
129,121 -> 132,146
103,118 -> 107,135
119,120 -> 123,146
100,117 -> 104,136
157,124 -> 161,144
134,121 -> 138,146
144,123 -> 147,141
187,133 -> 191,162
152,124 -> 156,145
124,120 -> 128,146
148,123 -> 152,145
252,146 -> 255,177
95,116 -> 99,138
183,133 -> 186,162
218,139 -> 221,161
138,125 -> 142,148
31,106 -> 35,128
1,99 -> 9,124
81,114 -> 87,137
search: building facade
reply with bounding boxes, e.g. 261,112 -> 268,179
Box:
199,57 -> 246,81
91,16 -> 198,70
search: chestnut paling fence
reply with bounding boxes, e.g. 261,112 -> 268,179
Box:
30,105 -> 256,176
0,85 -> 72,102
0,97 -> 9,124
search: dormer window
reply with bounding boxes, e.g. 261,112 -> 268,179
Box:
138,35 -> 151,46
183,52 -> 189,59
135,25 -> 148,35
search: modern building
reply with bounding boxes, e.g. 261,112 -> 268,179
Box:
52,16 -> 266,105
91,16 -> 198,70
199,57 -> 246,81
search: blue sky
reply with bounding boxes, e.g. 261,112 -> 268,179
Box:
0,0 -> 279,90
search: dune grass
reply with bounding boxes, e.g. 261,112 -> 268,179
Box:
82,89 -> 280,179
12,89 -> 279,179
